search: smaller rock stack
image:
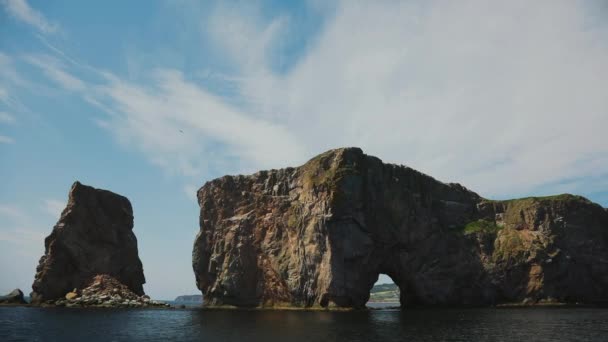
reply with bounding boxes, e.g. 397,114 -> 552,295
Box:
50,274 -> 169,308
31,181 -> 146,304
0,289 -> 27,305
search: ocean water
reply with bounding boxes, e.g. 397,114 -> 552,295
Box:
1,306 -> 607,341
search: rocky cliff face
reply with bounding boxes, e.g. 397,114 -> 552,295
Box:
475,196 -> 608,304
31,182 -> 145,304
193,148 -> 608,308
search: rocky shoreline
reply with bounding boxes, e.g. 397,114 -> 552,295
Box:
37,275 -> 170,309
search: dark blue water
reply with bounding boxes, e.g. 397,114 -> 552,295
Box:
1,306 -> 608,341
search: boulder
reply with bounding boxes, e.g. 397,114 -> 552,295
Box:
30,182 -> 146,304
0,289 -> 27,305
193,147 -> 608,308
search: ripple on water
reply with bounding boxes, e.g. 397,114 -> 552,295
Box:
1,307 -> 608,342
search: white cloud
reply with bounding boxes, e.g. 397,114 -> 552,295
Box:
95,69 -> 307,177
28,0 -> 608,200
203,0 -> 608,198
0,204 -> 46,244
207,3 -> 288,73
1,0 -> 58,34
25,55 -> 86,92
0,52 -> 29,108
0,87 -> 7,103
42,199 -> 65,220
0,111 -> 16,124
0,205 -> 27,222
0,135 -> 15,144
0,53 -> 33,112
0,227 -> 46,245
182,184 -> 199,201
0,204 -> 49,243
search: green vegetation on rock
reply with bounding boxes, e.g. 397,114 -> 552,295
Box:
368,283 -> 400,303
461,219 -> 502,235
492,229 -> 527,262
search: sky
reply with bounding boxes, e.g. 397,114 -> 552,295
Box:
0,0 -> 607,299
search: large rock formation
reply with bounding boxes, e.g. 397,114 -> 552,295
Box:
31,182 -> 145,304
193,147 -> 608,308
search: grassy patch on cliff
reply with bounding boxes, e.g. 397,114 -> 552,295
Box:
482,194 -> 589,205
368,283 -> 400,303
460,219 -> 502,235
492,229 -> 528,262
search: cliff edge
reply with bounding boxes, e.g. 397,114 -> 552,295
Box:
193,148 -> 608,308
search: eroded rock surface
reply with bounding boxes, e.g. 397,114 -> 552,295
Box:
475,196 -> 608,304
0,289 -> 27,305
31,182 -> 145,304
193,147 -> 608,308
50,274 -> 168,308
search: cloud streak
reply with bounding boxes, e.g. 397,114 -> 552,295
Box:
0,204 -> 46,245
1,0 -> 58,34
0,135 -> 15,144
0,112 -> 16,124
213,0 -> 608,197
25,55 -> 86,92
25,0 -> 608,200
42,199 -> 65,220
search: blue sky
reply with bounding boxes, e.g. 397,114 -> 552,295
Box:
0,0 -> 607,299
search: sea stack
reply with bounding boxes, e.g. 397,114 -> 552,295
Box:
31,182 -> 146,304
0,289 -> 27,305
193,147 -> 608,308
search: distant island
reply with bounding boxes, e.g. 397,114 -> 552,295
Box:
368,284 -> 399,303
174,295 -> 203,303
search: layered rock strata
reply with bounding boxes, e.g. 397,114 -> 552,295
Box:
31,182 -> 146,304
193,147 -> 608,308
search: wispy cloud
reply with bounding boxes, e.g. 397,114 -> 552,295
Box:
98,69 -> 307,176
0,87 -> 7,103
200,0 -> 608,197
0,52 -> 33,112
0,135 -> 15,144
25,55 -> 86,92
41,199 -> 65,220
1,0 -> 58,34
24,57 -> 307,177
182,184 -> 199,201
0,205 -> 28,222
0,53 -> 26,86
207,2 -> 288,73
25,0 -> 608,200
0,227 -> 46,245
0,112 -> 16,124
0,204 -> 48,247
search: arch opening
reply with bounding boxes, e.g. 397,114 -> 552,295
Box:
366,273 -> 402,309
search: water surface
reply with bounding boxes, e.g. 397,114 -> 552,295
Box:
1,306 -> 607,341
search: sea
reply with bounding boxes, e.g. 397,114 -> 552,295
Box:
1,304 -> 608,341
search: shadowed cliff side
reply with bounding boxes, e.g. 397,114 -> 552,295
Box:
31,182 -> 146,304
193,148 -> 608,309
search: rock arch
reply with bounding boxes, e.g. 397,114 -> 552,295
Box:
193,148 -> 608,308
